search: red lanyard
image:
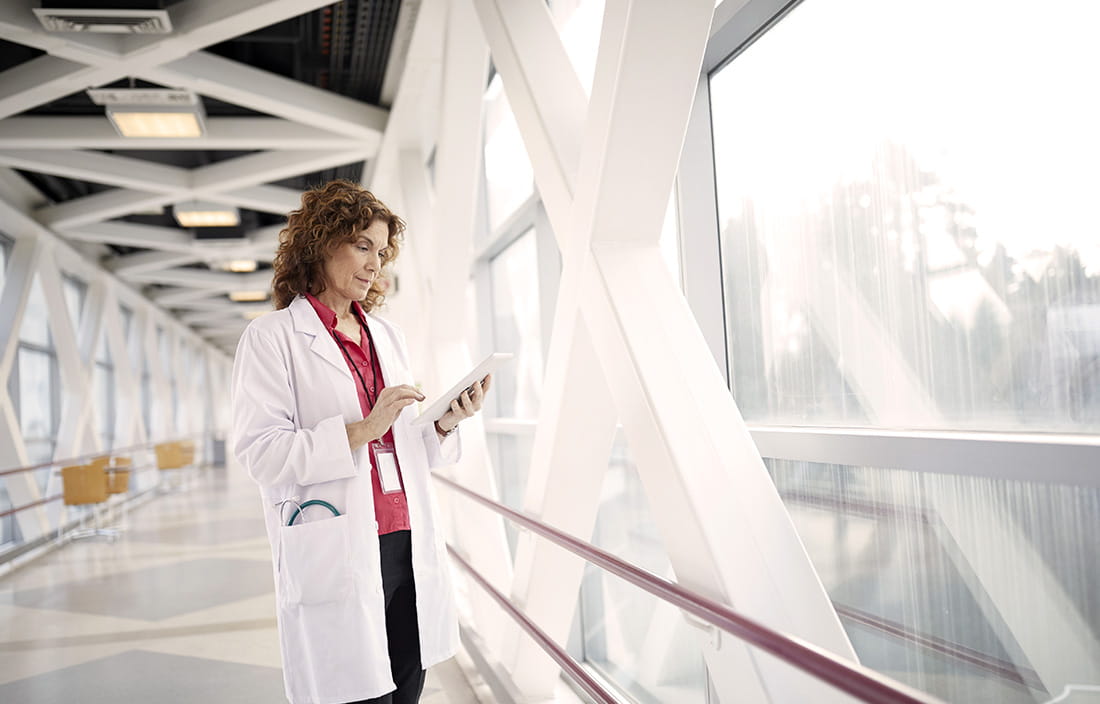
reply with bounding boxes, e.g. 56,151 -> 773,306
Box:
330,314 -> 380,410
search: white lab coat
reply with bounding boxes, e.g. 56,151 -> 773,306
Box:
231,294 -> 460,704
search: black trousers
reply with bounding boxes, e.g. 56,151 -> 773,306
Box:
347,530 -> 426,704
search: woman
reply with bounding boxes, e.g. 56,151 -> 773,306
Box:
231,180 -> 488,704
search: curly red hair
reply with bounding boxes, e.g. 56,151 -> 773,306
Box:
272,180 -> 404,311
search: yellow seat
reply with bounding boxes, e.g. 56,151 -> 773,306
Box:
155,442 -> 187,470
60,464 -> 108,506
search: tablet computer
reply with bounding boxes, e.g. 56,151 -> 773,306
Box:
411,353 -> 514,426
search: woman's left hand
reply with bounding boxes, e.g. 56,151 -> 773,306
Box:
437,374 -> 491,434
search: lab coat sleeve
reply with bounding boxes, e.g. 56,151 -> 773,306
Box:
231,323 -> 357,488
421,422 -> 461,468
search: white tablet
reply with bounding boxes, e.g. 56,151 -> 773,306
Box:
412,353 -> 514,426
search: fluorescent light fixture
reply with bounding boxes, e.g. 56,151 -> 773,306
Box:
109,108 -> 203,137
243,310 -> 267,320
89,89 -> 206,138
173,201 -> 240,228
229,290 -> 269,302
223,259 -> 258,273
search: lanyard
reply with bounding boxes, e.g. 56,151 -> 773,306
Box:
330,314 -> 379,409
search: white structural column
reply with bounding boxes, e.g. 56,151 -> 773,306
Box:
422,0 -> 514,653
466,1 -> 621,689
478,0 -> 860,701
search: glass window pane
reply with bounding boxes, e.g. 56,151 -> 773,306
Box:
582,429 -> 708,701
0,236 -> 9,292
553,0 -> 605,95
120,305 -> 133,342
95,362 -> 114,450
95,326 -> 111,364
61,275 -> 85,331
483,76 -> 534,231
710,0 -> 1100,432
488,433 -> 534,558
18,348 -> 53,441
660,192 -> 681,286
490,229 -> 544,417
768,457 -> 1098,703
19,276 -> 50,347
142,357 -> 152,439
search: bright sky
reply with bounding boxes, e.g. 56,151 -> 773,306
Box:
710,0 -> 1100,270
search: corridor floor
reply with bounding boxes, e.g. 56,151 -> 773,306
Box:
0,463 -> 485,704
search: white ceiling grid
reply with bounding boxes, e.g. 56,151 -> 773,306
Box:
0,0 -> 391,354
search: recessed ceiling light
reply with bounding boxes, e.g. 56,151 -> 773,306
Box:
222,259 -> 258,273
174,201 -> 240,228
88,88 -> 206,138
229,290 -> 269,302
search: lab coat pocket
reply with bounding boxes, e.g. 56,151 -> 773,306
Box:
278,514 -> 352,606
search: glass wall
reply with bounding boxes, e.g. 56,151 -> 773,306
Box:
486,228 -> 544,554
710,0 -> 1100,433
0,233 -> 10,290
15,277 -> 59,484
482,74 -> 535,232
708,0 -> 1100,701
0,236 -> 11,544
93,328 -> 114,450
61,274 -> 86,332
768,459 -> 1099,703
581,431 -> 708,702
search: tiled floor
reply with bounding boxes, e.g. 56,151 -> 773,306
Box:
0,464 -> 485,704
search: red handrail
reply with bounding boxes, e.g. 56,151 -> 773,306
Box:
448,547 -> 619,704
0,494 -> 63,521
432,472 -> 945,704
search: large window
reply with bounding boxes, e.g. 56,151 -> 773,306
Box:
93,328 -> 114,450
0,233 -> 10,290
711,0 -> 1100,433
482,74 -> 535,232
486,228 -> 545,554
61,274 -> 86,332
14,277 -> 59,482
708,1 -> 1100,701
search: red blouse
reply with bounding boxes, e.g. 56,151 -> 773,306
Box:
305,293 -> 410,536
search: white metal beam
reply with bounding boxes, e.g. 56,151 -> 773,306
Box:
37,189 -> 171,229
107,251 -> 206,277
0,150 -> 189,193
143,52 -> 388,142
122,267 -> 269,291
0,117 -> 362,151
36,149 -> 348,227
62,221 -> 194,253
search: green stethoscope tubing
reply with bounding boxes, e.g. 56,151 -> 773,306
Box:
286,499 -> 341,526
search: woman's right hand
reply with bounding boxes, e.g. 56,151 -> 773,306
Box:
346,385 -> 425,451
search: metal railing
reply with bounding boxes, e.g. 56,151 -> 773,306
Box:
433,472 -> 945,704
0,434 -> 206,523
448,547 -> 620,704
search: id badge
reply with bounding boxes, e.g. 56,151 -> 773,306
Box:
371,442 -> 403,494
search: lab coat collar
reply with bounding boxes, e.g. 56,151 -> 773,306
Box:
288,295 -> 352,380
